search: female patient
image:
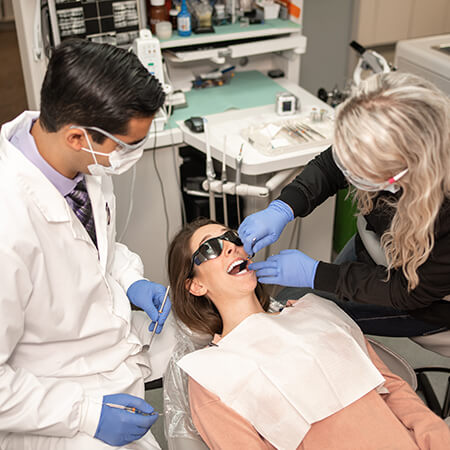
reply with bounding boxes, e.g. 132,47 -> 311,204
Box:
168,218 -> 450,450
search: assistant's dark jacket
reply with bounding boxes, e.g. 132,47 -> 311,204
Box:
278,147 -> 450,328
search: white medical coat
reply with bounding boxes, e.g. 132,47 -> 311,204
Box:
0,112 -> 174,449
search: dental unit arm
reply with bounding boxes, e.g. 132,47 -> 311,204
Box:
350,40 -> 391,86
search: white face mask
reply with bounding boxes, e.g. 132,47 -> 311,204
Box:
77,127 -> 145,176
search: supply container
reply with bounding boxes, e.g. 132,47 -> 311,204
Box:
169,9 -> 179,29
256,0 -> 280,19
156,20 -> 172,39
147,0 -> 168,34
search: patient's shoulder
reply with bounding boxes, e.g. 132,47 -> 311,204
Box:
188,376 -> 220,407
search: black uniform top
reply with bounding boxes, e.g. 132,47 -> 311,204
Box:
278,147 -> 450,328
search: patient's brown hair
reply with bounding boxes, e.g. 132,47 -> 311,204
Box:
168,218 -> 270,336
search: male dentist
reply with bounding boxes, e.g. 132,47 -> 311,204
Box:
0,39 -> 175,449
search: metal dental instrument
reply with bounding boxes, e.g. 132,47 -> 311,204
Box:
148,285 -> 170,351
238,254 -> 253,272
104,402 -> 162,416
293,124 -> 314,140
203,118 -> 216,220
283,126 -> 307,143
285,124 -> 310,142
221,135 -> 229,226
235,143 -> 244,224
296,121 -> 327,139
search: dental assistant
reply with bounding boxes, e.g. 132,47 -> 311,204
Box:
239,72 -> 450,337
0,39 -> 175,449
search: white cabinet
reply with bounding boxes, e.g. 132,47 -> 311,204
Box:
353,0 -> 450,47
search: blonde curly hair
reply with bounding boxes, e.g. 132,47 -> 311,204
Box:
334,72 -> 450,290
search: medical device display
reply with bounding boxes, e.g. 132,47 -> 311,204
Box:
132,29 -> 169,130
132,29 -> 164,84
275,91 -> 299,116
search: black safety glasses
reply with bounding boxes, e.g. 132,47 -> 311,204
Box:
189,230 -> 243,276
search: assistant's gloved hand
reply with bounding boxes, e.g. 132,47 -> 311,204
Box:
127,280 -> 171,333
94,393 -> 158,446
238,200 -> 294,255
249,249 -> 319,288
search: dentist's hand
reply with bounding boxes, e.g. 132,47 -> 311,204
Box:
238,200 -> 294,255
94,394 -> 158,446
127,280 -> 171,333
249,249 -> 319,288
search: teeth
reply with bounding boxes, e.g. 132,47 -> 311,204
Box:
227,259 -> 244,273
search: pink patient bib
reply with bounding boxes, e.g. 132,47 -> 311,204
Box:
178,294 -> 386,450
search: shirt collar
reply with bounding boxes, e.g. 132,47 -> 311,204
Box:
9,116 -> 83,196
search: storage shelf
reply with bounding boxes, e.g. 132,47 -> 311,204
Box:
159,19 -> 301,49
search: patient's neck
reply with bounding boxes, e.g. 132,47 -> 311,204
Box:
214,292 -> 265,337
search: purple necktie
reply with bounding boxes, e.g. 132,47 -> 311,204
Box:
66,178 -> 97,248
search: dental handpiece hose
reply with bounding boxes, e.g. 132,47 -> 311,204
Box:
203,117 -> 216,220
235,144 -> 243,224
147,285 -> 170,351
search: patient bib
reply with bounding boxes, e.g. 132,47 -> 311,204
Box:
178,294 -> 386,450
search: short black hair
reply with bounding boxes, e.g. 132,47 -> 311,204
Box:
40,39 -> 165,143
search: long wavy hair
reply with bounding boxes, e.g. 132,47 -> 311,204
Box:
168,218 -> 270,335
334,72 -> 450,290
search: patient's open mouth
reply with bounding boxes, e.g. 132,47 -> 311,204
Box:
227,259 -> 249,275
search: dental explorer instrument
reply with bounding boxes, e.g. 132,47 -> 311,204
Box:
292,124 -> 314,141
284,124 -> 309,142
147,285 -> 170,351
203,117 -> 216,220
104,402 -> 160,416
221,135 -> 229,226
296,121 -> 327,140
235,143 -> 243,224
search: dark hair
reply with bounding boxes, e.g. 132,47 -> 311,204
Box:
40,39 -> 165,143
168,218 -> 270,336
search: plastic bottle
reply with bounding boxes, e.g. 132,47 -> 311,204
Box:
177,0 -> 191,37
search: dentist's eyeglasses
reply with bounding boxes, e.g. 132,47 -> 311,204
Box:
70,125 -> 152,153
189,230 -> 243,276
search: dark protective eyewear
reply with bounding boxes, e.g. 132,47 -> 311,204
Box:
189,230 -> 243,275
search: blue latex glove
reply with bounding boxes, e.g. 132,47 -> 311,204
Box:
238,200 -> 294,255
94,393 -> 158,446
249,249 -> 319,288
127,280 -> 171,333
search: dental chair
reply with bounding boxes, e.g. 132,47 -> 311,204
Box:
159,301 -> 419,450
357,215 -> 450,418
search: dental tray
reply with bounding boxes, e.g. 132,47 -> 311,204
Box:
240,114 -> 334,156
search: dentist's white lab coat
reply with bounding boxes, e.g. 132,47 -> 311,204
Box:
0,112 -> 176,450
